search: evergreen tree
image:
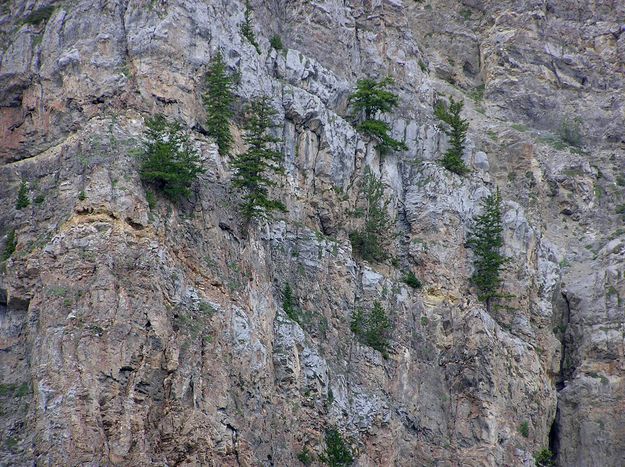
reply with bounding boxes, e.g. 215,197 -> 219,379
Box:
319,428 -> 354,467
351,301 -> 391,356
350,307 -> 366,338
435,97 -> 470,175
349,77 -> 407,154
269,35 -> 283,51
2,230 -> 17,261
365,301 -> 391,354
231,96 -> 286,221
349,167 -> 394,262
282,282 -> 297,321
203,52 -> 236,156
240,0 -> 260,54
468,187 -> 507,310
534,449 -> 555,467
138,115 -> 204,200
401,271 -> 422,289
350,77 -> 399,120
15,180 -> 30,210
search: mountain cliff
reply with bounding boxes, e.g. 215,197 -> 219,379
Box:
1,0 -> 624,465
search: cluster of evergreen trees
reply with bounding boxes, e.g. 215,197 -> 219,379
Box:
140,51 -> 285,222
136,38 -> 506,367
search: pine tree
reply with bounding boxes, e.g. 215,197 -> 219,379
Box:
2,229 -> 17,261
365,301 -> 391,354
350,77 -> 399,120
349,167 -> 394,262
203,52 -> 236,156
138,115 -> 204,200
240,0 -> 260,54
319,428 -> 354,467
351,301 -> 391,356
349,77 -> 407,154
435,97 -> 470,175
231,96 -> 286,221
282,282 -> 297,321
468,187 -> 507,310
350,307 -> 366,337
15,180 -> 30,210
534,448 -> 555,467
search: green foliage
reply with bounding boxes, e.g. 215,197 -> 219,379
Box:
138,115 -> 204,200
518,421 -> 529,438
559,116 -> 583,148
349,167 -> 394,262
5,437 -> 18,451
2,230 -> 17,261
460,8 -> 472,20
319,428 -> 354,467
351,301 -> 391,356
468,84 -> 485,103
349,77 -> 407,153
511,123 -> 528,132
534,448 -> 555,467
435,98 -> 470,175
0,382 -> 28,398
34,194 -> 45,205
240,0 -> 261,54
350,77 -> 399,120
203,52 -> 236,156
78,190 -> 86,201
402,271 -> 422,289
145,190 -> 156,210
297,447 -> 314,466
21,5 -> 55,25
357,120 -> 408,153
282,283 -> 297,321
468,188 -> 508,309
232,96 -> 286,221
16,181 -> 30,209
270,34 -> 283,50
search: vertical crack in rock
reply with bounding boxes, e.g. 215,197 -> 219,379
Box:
549,290 -> 573,463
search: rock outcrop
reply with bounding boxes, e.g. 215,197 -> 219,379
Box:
1,0 -> 623,465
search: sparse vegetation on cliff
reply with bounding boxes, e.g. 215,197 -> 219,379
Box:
138,115 -> 204,200
469,188 -> 507,309
282,282 -> 297,321
2,230 -> 17,261
534,448 -> 555,467
349,167 -> 394,262
270,34 -> 283,50
319,428 -> 353,466
351,301 -> 391,356
350,77 -> 407,153
435,97 -> 470,175
402,271 -> 422,289
232,96 -> 286,221
15,181 -> 30,210
203,52 -> 237,156
240,0 -> 261,54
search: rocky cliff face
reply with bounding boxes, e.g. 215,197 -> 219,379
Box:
1,0 -> 623,465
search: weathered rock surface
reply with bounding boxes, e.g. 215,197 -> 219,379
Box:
0,0 -> 623,465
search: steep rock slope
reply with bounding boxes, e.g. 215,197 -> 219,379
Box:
0,0 -> 623,465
